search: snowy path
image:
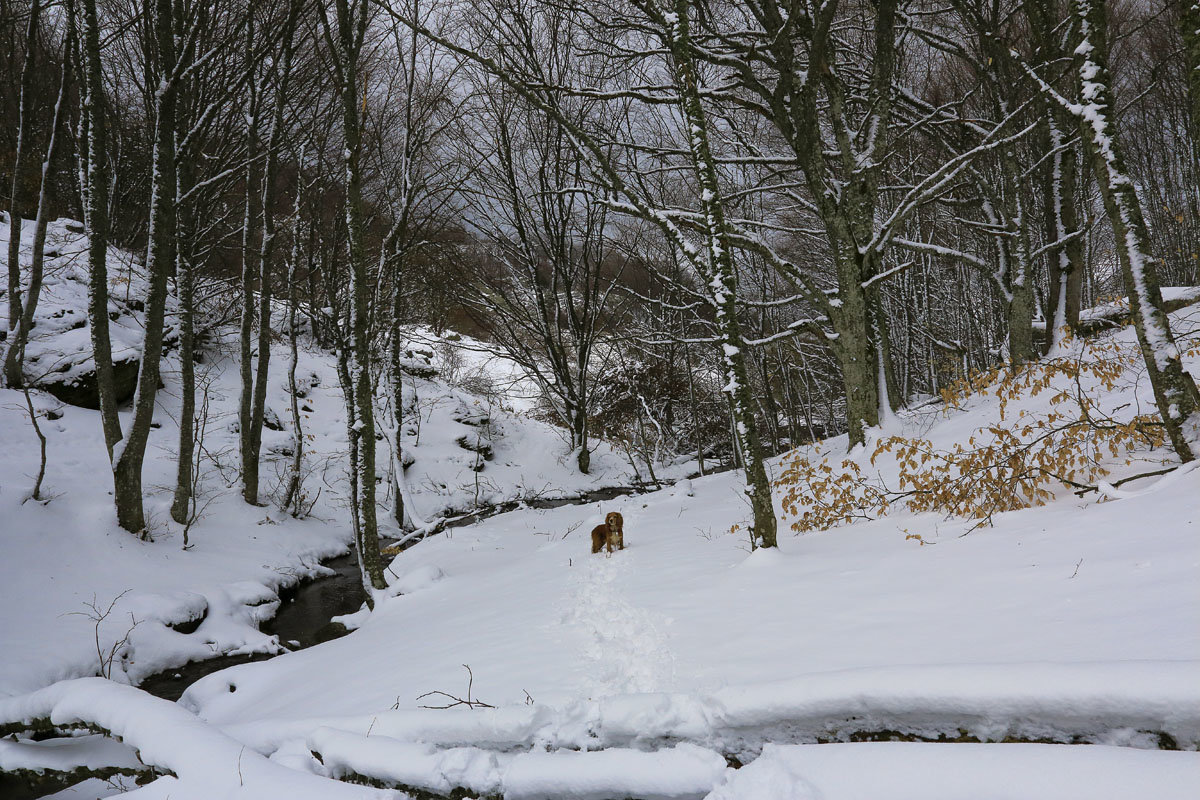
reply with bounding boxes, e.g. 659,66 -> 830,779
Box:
563,554 -> 677,697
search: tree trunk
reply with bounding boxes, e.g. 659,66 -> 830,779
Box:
1005,176 -> 1036,367
112,0 -> 179,535
1026,0 -> 1085,349
684,342 -> 705,475
171,51 -> 197,524
4,29 -> 69,387
388,305 -> 406,529
830,244 -> 881,448
1071,0 -> 1199,461
334,0 -> 387,591
240,1 -> 302,506
238,18 -> 263,505
1182,3 -> 1200,174
574,403 -> 591,474
666,0 -> 776,548
282,162 -> 306,516
79,0 -> 124,459
866,279 -> 900,414
5,0 -> 43,344
1043,115 -> 1084,348
334,341 -> 366,580
170,181 -> 195,523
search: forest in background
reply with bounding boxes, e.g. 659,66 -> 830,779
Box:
2,0 -> 1199,569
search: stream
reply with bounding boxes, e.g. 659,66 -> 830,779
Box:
137,483 -> 662,702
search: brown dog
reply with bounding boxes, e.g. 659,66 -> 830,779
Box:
590,511 -> 625,554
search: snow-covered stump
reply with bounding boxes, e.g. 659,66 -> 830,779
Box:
0,678 -> 399,799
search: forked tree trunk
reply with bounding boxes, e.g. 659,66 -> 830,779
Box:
1025,0 -> 1085,349
239,1 -> 302,507
1043,115 -> 1084,348
112,0 -> 179,535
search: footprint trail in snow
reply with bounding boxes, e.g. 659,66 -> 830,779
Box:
562,553 -> 676,697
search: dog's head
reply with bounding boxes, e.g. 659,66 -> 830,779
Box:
605,511 -> 623,532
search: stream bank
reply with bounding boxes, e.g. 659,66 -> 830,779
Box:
137,482 -> 662,702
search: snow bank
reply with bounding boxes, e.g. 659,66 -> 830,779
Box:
218,659 -> 1200,761
0,678 -> 398,799
310,727 -> 502,796
503,743 -> 726,800
310,726 -> 726,800
704,742 -> 1200,800
0,733 -> 142,775
707,661 -> 1200,754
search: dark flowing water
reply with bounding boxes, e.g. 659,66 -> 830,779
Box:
265,550 -> 369,649
137,548 -> 371,702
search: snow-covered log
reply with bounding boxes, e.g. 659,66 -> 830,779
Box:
0,678 -> 399,799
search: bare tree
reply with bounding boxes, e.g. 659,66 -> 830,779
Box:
4,0 -> 44,353
4,7 -> 71,386
456,80 -> 626,475
78,0 -> 125,463
238,0 -> 305,506
1022,0 -> 1200,461
323,0 -> 387,593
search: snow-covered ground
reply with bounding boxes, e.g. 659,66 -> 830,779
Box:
180,304 -> 1199,797
0,218 -> 673,702
2,216 -> 1198,798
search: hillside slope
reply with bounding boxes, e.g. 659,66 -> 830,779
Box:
0,218 -> 666,700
